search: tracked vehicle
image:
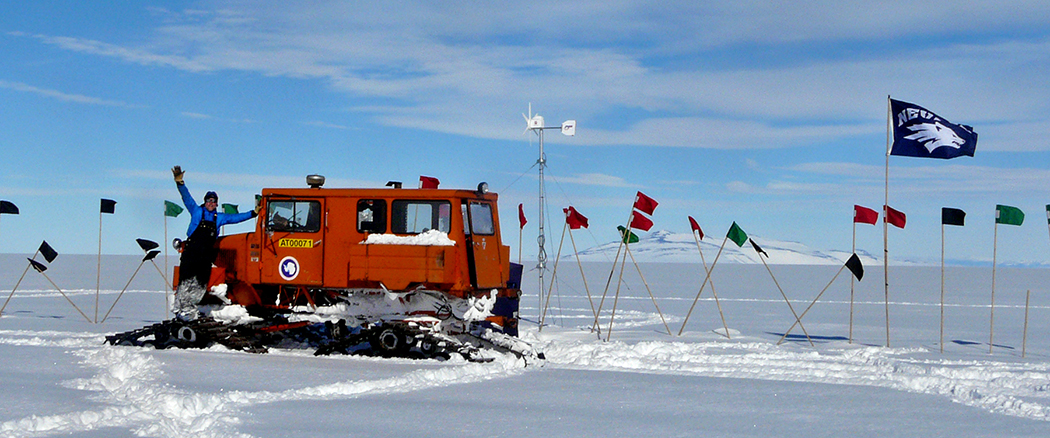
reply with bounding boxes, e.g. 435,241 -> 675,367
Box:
108,176 -> 536,362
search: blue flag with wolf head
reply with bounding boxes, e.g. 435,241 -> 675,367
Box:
889,99 -> 977,159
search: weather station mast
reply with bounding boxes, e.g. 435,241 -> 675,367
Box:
523,105 -> 576,319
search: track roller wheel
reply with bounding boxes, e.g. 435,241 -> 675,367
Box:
370,327 -> 410,357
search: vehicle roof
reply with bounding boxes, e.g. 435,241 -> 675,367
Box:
261,186 -> 499,201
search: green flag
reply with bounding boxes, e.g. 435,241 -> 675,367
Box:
727,222 -> 748,247
995,205 -> 1024,226
222,203 -> 239,214
164,200 -> 184,217
617,225 -> 639,244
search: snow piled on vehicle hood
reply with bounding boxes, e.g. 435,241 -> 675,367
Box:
362,230 -> 455,246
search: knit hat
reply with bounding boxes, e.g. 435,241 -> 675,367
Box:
204,191 -> 218,202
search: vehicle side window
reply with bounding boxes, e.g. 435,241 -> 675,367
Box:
267,200 -> 322,233
469,202 -> 495,235
357,199 -> 386,233
391,200 -> 451,234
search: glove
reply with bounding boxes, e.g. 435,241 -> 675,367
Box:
253,195 -> 263,216
172,166 -> 185,184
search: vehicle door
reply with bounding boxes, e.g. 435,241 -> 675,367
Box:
464,200 -> 503,289
261,198 -> 325,286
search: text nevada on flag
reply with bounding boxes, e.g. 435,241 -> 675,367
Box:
889,99 -> 977,159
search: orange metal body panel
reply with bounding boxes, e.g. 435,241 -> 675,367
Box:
210,186 -> 514,300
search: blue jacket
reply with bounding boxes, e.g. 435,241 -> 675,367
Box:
177,183 -> 256,237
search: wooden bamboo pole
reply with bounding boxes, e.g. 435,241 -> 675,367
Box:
990,222 -> 999,354
96,210 -> 103,323
624,243 -> 672,336
757,254 -> 814,346
1022,290 -> 1031,358
693,231 -> 729,339
678,237 -> 728,336
777,263 -> 846,345
568,227 -> 600,336
0,251 -> 38,316
605,241 -> 631,341
38,267 -> 92,323
100,259 -> 147,323
850,220 -> 856,344
539,221 -> 568,330
940,222 -> 946,353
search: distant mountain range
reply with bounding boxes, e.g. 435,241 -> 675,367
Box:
557,229 -> 890,266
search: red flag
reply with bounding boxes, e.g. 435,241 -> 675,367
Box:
688,216 -> 704,239
884,205 -> 906,229
629,210 -> 653,231
518,203 -> 527,229
419,176 -> 439,189
633,191 -> 658,215
563,206 -> 589,230
854,205 -> 878,225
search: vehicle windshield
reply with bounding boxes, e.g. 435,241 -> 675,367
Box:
267,200 -> 321,233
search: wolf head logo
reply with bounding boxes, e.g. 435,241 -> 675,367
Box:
903,122 -> 966,153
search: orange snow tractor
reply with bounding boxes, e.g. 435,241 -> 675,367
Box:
112,176 -> 536,362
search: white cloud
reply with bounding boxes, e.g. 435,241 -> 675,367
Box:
16,2 -> 1050,151
0,80 -> 140,108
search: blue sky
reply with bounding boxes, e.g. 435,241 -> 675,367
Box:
2,1 -> 1050,265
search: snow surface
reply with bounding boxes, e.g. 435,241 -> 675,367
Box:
362,230 -> 456,246
2,254 -> 1050,437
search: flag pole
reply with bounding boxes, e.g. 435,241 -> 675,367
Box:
595,208 -> 637,335
624,242 -> 672,336
606,237 -> 631,341
940,221 -> 946,353
540,221 -> 568,330
100,259 -> 148,323
1022,289 -> 1031,358
593,236 -> 624,333
38,266 -> 93,323
568,226 -> 600,336
883,95 -> 892,348
164,211 -> 170,320
757,251 -> 814,346
96,209 -> 103,324
678,237 -> 727,336
693,231 -> 729,338
777,263 -> 848,344
989,221 -> 999,354
850,218 -> 857,344
0,250 -> 39,316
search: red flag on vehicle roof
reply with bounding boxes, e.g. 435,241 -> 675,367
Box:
854,205 -> 878,225
419,176 -> 439,189
633,191 -> 658,216
688,216 -> 704,239
518,203 -> 527,229
884,205 -> 906,229
564,206 -> 589,230
629,210 -> 653,232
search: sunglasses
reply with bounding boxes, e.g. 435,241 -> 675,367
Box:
205,199 -> 218,204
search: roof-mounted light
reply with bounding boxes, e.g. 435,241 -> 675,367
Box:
307,175 -> 325,188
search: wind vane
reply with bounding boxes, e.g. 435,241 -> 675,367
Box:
523,104 -> 576,318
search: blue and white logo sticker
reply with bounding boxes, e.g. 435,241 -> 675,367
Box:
279,256 -> 300,281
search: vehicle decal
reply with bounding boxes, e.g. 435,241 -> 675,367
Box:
279,256 -> 300,281
279,238 -> 314,248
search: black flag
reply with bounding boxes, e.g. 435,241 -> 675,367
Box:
143,250 -> 161,262
38,240 -> 59,263
136,238 -> 160,252
0,200 -> 17,215
100,199 -> 116,214
941,207 -> 966,226
845,253 -> 864,281
28,258 -> 48,273
749,238 -> 768,258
